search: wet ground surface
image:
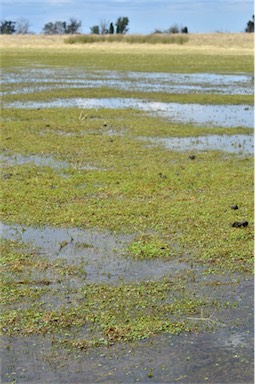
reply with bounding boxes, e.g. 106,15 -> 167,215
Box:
3,97 -> 253,128
1,68 -> 254,95
0,153 -> 104,172
1,66 -> 254,383
1,223 -> 188,283
1,222 -> 254,383
143,134 -> 254,155
1,278 -> 253,383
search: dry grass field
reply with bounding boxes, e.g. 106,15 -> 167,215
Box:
1,33 -> 253,56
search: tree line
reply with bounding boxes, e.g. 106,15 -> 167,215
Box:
0,17 -> 187,35
1,15 -> 254,35
0,17 -> 129,35
90,17 -> 129,35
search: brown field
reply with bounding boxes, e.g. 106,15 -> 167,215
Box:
0,33 -> 254,55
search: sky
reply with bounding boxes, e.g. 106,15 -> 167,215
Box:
1,0 -> 254,34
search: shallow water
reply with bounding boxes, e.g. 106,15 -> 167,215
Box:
0,153 -> 69,170
1,68 -> 253,95
3,97 -> 253,128
0,223 -> 186,283
1,278 -> 253,383
0,153 -> 103,172
143,134 -> 254,155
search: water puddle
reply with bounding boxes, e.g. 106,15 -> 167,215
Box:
3,97 -> 253,128
1,68 -> 253,95
0,223 -> 187,283
0,153 -> 69,170
143,134 -> 254,155
0,153 -> 102,172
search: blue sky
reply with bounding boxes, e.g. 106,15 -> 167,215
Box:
1,0 -> 254,34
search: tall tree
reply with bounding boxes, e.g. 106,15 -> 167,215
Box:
115,17 -> 129,34
0,20 -> 16,34
109,22 -> 114,34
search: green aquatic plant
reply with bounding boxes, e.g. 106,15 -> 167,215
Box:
127,234 -> 172,259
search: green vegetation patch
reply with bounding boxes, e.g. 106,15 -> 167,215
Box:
1,107 -> 253,273
1,276 -> 218,346
1,108 -> 252,150
2,86 -> 253,106
127,234 -> 172,260
1,239 -> 224,348
0,239 -> 86,307
1,49 -> 253,73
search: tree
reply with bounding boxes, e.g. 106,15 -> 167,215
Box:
90,20 -> 113,35
181,26 -> 188,34
245,15 -> 254,32
115,17 -> 129,34
90,25 -> 100,34
15,18 -> 31,34
42,19 -> 81,34
109,22 -> 114,34
161,24 -> 188,34
0,20 -> 16,34
65,18 -> 81,34
42,21 -> 65,34
167,24 -> 180,34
